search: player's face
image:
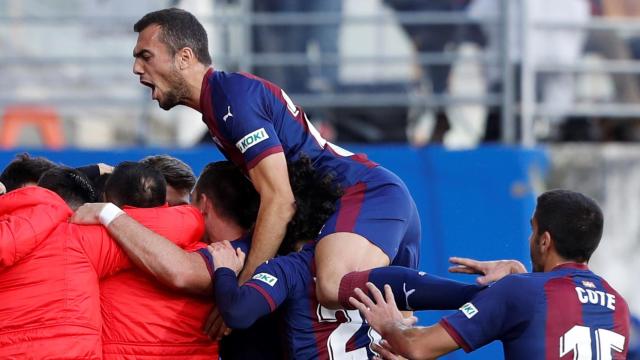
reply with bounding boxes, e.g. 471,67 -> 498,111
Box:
529,217 -> 544,272
133,25 -> 190,110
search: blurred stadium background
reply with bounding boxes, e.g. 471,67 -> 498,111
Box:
1,0 -> 639,358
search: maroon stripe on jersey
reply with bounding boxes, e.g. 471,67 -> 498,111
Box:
245,283 -> 276,312
309,283 -> 330,359
544,276 -> 583,360
245,145 -> 284,171
335,182 -> 367,233
600,279 -> 631,359
439,319 -> 473,352
238,72 -> 307,127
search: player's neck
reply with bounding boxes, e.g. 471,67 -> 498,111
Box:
209,220 -> 245,244
180,65 -> 210,112
543,253 -> 587,272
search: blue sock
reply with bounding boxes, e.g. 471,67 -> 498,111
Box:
339,266 -> 484,311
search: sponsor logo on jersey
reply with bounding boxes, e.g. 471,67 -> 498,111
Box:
582,280 -> 596,288
236,128 -> 269,153
460,302 -> 479,319
253,272 -> 278,286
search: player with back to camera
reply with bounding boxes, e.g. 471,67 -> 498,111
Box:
350,190 -> 630,360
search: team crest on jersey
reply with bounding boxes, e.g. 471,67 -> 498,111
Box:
253,272 -> 278,286
582,280 -> 596,288
460,302 -> 479,319
236,128 -> 269,153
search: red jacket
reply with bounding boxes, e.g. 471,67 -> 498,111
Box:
100,207 -> 218,359
0,199 -> 206,359
0,186 -> 72,269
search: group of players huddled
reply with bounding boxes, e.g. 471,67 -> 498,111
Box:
0,6 -> 631,359
0,152 -> 631,359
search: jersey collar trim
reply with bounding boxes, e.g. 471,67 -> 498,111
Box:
552,262 -> 589,271
199,68 -> 214,111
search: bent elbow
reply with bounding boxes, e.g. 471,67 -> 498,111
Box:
221,307 -> 256,329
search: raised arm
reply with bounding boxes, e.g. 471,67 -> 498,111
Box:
238,152 -> 295,283
71,203 -> 211,294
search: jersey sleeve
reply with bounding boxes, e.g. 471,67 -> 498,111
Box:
439,275 -> 536,352
213,259 -> 292,329
224,84 -> 283,170
78,225 -> 131,278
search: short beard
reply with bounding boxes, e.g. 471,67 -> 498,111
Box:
158,66 -> 190,110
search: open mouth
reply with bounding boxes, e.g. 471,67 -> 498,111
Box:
139,79 -> 157,99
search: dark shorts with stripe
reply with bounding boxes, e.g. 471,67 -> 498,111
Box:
317,166 -> 421,269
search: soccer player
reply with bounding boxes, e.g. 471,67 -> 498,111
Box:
98,162 -> 217,359
0,166 -> 204,358
140,154 -> 196,206
350,190 -> 630,360
130,8 -> 421,308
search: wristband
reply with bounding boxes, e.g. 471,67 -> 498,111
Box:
99,203 -> 124,226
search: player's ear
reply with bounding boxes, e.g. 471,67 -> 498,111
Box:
175,47 -> 195,70
540,231 -> 552,253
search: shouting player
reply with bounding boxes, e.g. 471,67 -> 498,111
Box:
130,8 -> 421,309
351,190 -> 630,360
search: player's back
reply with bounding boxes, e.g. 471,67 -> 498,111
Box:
524,264 -> 630,360
261,245 -> 381,359
99,205 -> 218,359
443,263 -> 630,360
201,69 -> 377,187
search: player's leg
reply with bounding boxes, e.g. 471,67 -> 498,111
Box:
315,168 -> 419,309
315,232 -> 390,308
339,266 -> 484,311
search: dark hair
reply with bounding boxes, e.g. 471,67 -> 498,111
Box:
279,156 -> 343,255
195,161 -> 259,230
140,155 -> 195,193
1,153 -> 58,192
134,8 -> 212,66
38,167 -> 96,209
93,173 -> 111,202
105,161 -> 166,208
535,189 -> 604,263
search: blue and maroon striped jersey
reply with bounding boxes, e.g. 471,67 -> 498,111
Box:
440,263 -> 630,359
245,244 -> 381,359
199,69 -> 376,185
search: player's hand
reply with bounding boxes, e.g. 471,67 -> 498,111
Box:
97,163 -> 114,175
448,257 -> 527,286
372,339 -> 405,360
203,305 -> 231,341
349,283 -> 415,336
208,240 -> 245,275
70,203 -> 108,225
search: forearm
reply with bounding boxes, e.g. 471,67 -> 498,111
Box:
214,268 -> 273,329
106,214 -> 211,293
240,197 -> 294,282
383,324 -> 453,360
380,322 -> 459,359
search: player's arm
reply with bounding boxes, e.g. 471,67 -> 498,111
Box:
71,203 -> 211,294
350,283 -> 459,360
209,241 -> 288,329
239,152 -> 295,283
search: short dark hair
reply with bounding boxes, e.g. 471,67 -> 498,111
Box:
280,155 -> 343,254
134,8 -> 212,66
195,161 -> 259,230
105,161 -> 166,208
1,153 -> 58,192
38,167 -> 96,209
140,155 -> 195,193
535,189 -> 604,263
